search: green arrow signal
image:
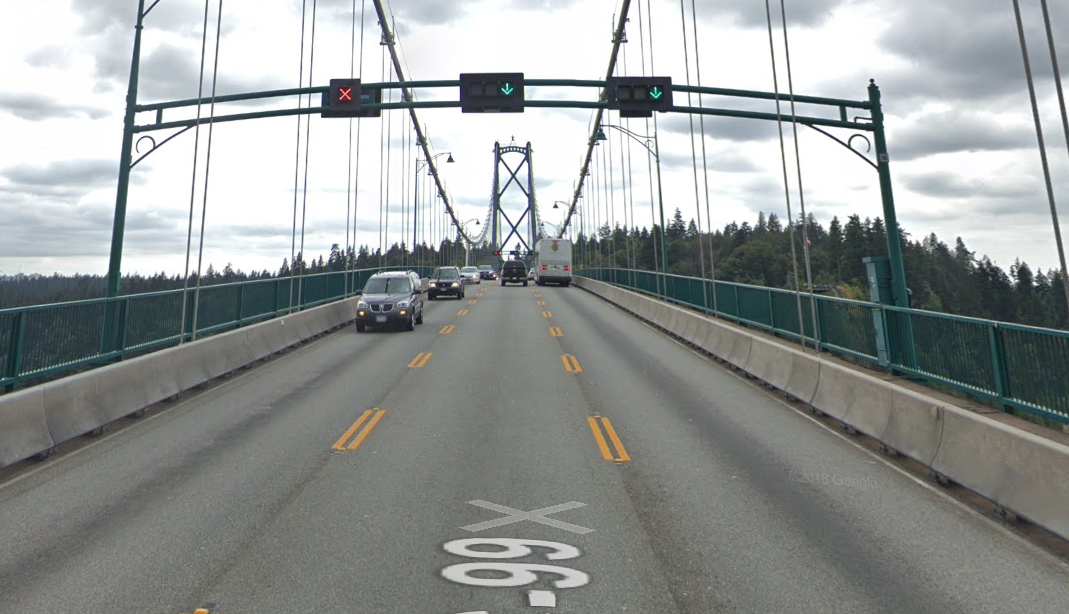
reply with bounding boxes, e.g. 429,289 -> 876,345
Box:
501,83 -> 515,95
649,86 -> 663,100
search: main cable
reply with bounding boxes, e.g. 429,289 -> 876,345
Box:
178,0 -> 213,344
190,0 -> 225,341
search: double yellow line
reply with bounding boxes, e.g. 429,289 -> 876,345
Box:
548,326 -> 563,337
440,324 -> 456,335
408,351 -> 433,369
587,416 -> 630,462
560,354 -> 582,373
332,409 -> 385,452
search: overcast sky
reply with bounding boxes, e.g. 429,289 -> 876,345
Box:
1,0 -> 1068,278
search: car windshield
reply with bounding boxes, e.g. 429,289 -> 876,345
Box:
363,277 -> 411,295
434,268 -> 458,279
461,267 -> 478,273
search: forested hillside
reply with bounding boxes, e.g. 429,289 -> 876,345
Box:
2,211 -> 1066,330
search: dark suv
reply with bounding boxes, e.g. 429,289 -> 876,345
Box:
500,260 -> 528,286
428,266 -> 465,300
355,271 -> 424,332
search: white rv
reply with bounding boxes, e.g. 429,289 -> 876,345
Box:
533,238 -> 572,286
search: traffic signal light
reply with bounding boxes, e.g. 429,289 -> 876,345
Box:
460,73 -> 524,113
493,250 -> 501,256
321,79 -> 382,118
605,76 -> 673,118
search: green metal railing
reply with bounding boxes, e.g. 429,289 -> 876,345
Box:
578,268 -> 1069,424
1,267 -> 434,393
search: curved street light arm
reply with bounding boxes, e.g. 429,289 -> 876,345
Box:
800,123 -> 877,171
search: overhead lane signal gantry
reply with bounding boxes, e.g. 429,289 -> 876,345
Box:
605,76 -> 673,118
460,73 -> 524,113
321,78 -> 382,118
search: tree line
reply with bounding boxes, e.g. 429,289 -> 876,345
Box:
2,211 -> 1066,330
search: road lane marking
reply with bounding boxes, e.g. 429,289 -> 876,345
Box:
560,354 -> 581,373
542,311 -> 552,318
600,417 -> 631,462
347,409 -> 385,450
587,416 -> 629,462
440,325 -> 455,335
461,500 -> 594,534
538,301 -> 546,306
333,410 -> 373,451
528,590 -> 557,607
586,417 -> 613,461
468,299 -> 477,304
408,351 -> 433,368
458,309 -> 469,316
548,327 -> 563,337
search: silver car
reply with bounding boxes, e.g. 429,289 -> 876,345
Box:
460,266 -> 481,284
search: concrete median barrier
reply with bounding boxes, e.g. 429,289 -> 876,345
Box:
932,405 -> 1069,541
0,298 -> 360,469
576,275 -> 1069,543
0,387 -> 54,467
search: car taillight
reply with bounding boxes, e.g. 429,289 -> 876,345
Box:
541,265 -> 547,270
564,265 -> 570,271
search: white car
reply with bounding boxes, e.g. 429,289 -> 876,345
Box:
459,266 -> 481,284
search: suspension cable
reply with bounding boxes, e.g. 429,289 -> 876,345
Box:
778,0 -> 820,349
178,0 -> 213,344
607,108 -> 618,270
764,0 -> 808,351
678,0 -> 707,310
384,55 -> 396,267
190,0 -> 225,341
289,0 -> 310,313
344,0 -> 357,296
622,44 -> 637,276
1036,0 -> 1069,317
296,0 -> 319,303
639,0 -> 660,288
377,45 -> 387,269
348,0 -> 367,294
691,0 -> 717,315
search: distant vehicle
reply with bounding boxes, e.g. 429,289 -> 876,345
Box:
460,266 -> 481,284
500,260 -> 528,286
533,238 -> 572,287
477,264 -> 497,280
428,266 -> 465,300
355,271 -> 423,332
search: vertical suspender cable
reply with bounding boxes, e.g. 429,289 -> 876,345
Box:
378,46 -> 387,269
384,67 -> 395,266
296,0 -> 319,305
351,0 -> 367,286
289,0 -> 310,313
344,0 -> 358,296
607,110 -> 618,270
178,0 -> 212,344
679,0 -> 708,311
778,0 -> 821,349
690,0 -> 718,315
190,0 -> 225,341
638,0 -> 660,290
622,45 -> 637,276
647,0 -> 669,291
764,0 -> 808,351
1036,0 -> 1069,320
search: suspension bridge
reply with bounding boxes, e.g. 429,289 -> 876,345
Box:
1,0 -> 1069,612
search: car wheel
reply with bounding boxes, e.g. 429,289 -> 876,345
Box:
501,280 -> 506,286
356,323 -> 366,333
415,309 -> 423,325
406,317 -> 415,331
523,281 -> 528,287
429,294 -> 436,300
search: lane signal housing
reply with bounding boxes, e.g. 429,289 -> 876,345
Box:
605,76 -> 673,118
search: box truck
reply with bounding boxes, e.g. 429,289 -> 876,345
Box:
533,238 -> 572,286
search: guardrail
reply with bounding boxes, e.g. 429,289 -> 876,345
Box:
577,268 -> 1069,425
0,266 -> 435,393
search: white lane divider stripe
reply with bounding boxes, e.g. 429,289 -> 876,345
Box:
528,590 -> 557,607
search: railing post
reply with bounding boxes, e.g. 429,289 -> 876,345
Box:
236,283 -> 245,327
116,299 -> 130,356
768,290 -> 776,333
987,324 -> 1011,410
4,312 -> 26,393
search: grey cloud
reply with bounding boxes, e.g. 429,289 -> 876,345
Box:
659,113 -> 780,143
71,0 -> 205,35
890,110 -> 1034,160
694,0 -> 847,29
900,170 -> 1039,202
25,45 -> 73,70
3,159 -> 118,189
0,92 -> 110,121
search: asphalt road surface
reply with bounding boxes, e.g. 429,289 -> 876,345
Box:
1,279 -> 1068,614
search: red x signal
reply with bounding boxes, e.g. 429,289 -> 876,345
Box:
338,87 -> 353,102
